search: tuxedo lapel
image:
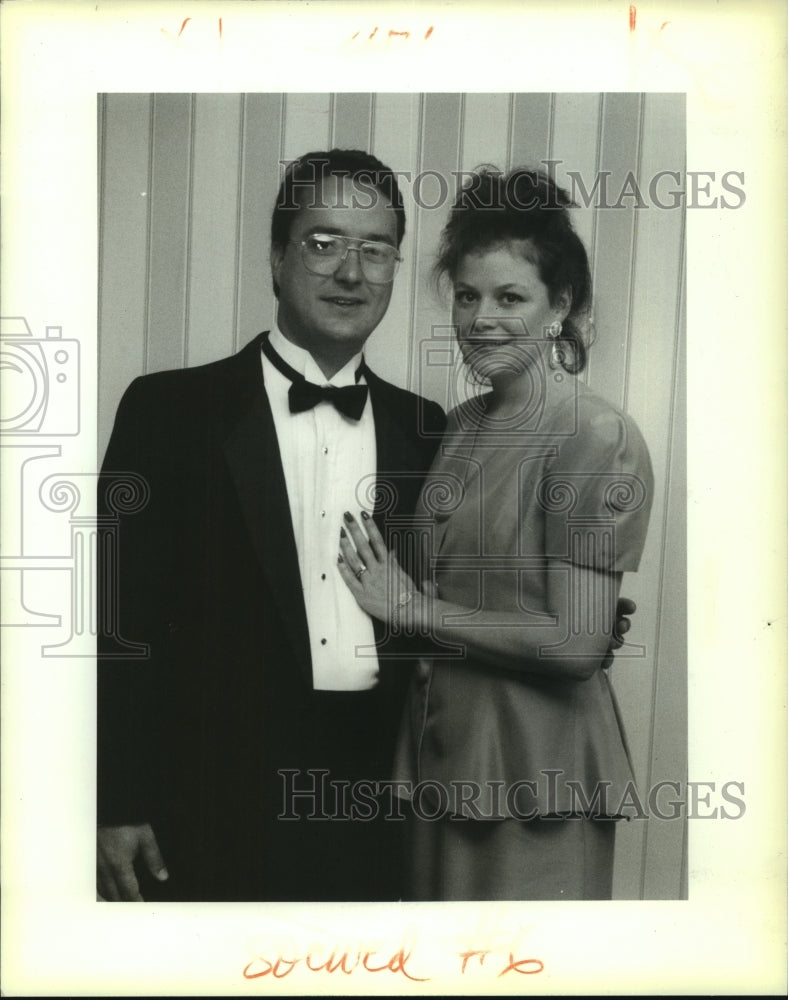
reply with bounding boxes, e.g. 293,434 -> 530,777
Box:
368,372 -> 419,519
366,371 -> 440,660
220,335 -> 312,685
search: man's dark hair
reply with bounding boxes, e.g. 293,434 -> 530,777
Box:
270,149 -> 407,295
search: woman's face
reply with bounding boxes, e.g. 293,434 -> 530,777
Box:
452,241 -> 570,386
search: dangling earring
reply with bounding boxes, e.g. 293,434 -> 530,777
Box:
546,320 -> 564,368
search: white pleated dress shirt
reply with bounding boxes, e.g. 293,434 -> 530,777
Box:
261,328 -> 380,691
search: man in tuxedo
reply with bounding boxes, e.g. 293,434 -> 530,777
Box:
96,149 -> 445,902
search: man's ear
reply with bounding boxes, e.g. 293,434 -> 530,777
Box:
270,244 -> 284,285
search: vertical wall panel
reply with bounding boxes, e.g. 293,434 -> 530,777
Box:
587,92 -> 642,405
551,93 -> 602,260
642,114 -> 687,894
408,94 -> 463,406
146,94 -> 192,374
367,93 -> 422,390
331,93 -> 374,150
611,93 -> 686,899
603,90 -> 650,897
679,802 -> 688,899
282,92 -> 331,163
237,94 -> 284,349
460,93 -> 511,173
643,289 -> 686,899
185,95 -> 243,367
508,93 -> 552,169
98,94 -> 151,462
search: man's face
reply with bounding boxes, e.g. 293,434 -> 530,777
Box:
271,175 -> 399,373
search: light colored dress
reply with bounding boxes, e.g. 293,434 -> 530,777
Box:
396,374 -> 654,900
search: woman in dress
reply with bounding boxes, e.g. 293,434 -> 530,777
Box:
337,167 -> 654,901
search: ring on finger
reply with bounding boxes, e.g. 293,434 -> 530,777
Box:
355,565 -> 368,581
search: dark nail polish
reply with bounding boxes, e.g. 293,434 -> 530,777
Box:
340,527 -> 346,538
361,510 -> 370,520
343,511 -> 353,522
338,554 -> 344,563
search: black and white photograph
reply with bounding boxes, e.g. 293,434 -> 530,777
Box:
1,2 -> 785,996
96,91 -> 686,906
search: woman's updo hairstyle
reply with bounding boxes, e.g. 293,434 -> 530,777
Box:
434,166 -> 593,374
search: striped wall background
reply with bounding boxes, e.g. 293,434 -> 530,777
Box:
98,92 -> 687,900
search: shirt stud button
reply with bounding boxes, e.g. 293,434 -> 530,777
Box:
321,638 -> 327,645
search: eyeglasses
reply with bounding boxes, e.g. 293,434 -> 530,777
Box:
290,233 -> 402,283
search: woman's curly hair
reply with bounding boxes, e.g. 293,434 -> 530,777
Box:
434,166 -> 594,374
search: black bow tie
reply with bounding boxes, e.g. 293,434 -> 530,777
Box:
262,333 -> 369,421
289,380 -> 368,420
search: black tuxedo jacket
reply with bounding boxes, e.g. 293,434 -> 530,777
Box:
97,332 -> 445,900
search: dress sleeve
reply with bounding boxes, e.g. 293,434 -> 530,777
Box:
540,398 -> 654,573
